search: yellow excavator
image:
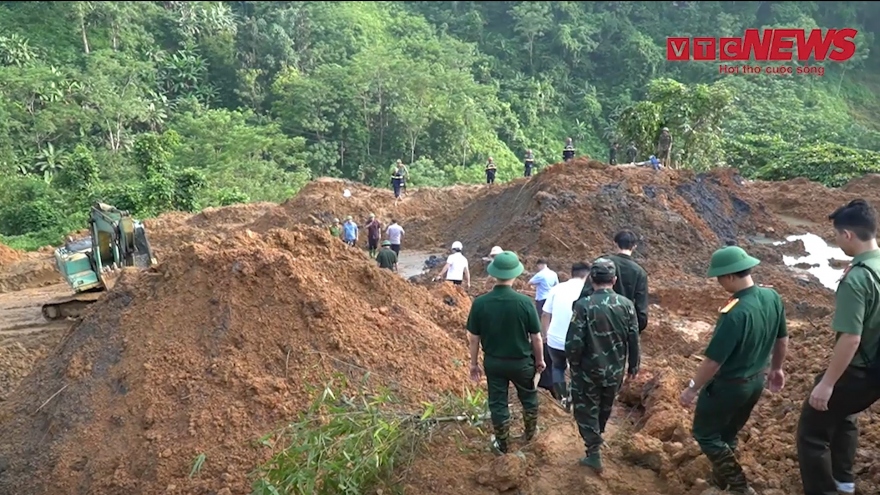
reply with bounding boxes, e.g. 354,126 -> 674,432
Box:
41,202 -> 157,320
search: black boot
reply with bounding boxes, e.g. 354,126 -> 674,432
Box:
491,421 -> 510,455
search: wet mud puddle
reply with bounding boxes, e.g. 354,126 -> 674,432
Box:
396,250 -> 445,279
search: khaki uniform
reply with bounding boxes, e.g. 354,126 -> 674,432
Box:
797,249 -> 880,495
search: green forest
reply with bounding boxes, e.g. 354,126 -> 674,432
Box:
1,1 -> 879,250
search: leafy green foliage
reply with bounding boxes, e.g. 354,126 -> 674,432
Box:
1,1 -> 880,248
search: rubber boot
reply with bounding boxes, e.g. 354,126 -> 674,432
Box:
490,421 -> 510,455
706,449 -> 750,494
552,383 -> 569,411
523,409 -> 539,442
579,451 -> 603,473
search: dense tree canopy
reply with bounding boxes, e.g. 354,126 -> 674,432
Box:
1,1 -> 879,249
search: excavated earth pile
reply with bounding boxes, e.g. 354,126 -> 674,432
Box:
0,227 -> 472,495
0,243 -> 21,265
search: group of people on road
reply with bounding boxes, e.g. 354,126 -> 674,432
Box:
461,198 -> 880,495
328,214 -> 406,272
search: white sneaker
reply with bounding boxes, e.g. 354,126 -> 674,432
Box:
834,479 -> 855,494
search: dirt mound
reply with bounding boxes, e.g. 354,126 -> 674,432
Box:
0,226 -> 472,495
0,243 -> 21,265
0,256 -> 62,294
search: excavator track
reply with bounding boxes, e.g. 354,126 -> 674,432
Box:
41,291 -> 105,321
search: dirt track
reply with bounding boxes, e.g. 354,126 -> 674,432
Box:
1,159 -> 879,495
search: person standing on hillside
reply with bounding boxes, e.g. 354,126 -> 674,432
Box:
485,157 -> 497,184
385,219 -> 405,255
524,149 -> 535,177
609,142 -> 619,165
563,137 -> 576,162
342,216 -> 358,247
376,240 -> 398,272
657,127 -> 673,168
365,214 -> 382,258
529,259 -> 559,317
435,241 -> 470,287
541,262 -> 589,411
467,251 -> 545,454
679,245 -> 788,495
797,199 -> 880,495
580,230 -> 649,333
626,142 -> 638,164
329,218 -> 342,239
391,164 -> 405,200
567,257 -> 640,473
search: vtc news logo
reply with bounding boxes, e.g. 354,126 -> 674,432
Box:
666,29 -> 858,62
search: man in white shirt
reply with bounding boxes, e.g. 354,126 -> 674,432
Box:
435,241 -> 470,287
542,262 -> 589,410
385,219 -> 405,255
529,259 -> 559,316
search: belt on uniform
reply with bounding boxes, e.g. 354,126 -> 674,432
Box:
716,371 -> 765,384
485,354 -> 533,361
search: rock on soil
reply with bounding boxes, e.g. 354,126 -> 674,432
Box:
0,227 -> 472,495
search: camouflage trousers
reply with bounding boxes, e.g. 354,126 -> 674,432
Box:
571,370 -> 621,455
484,355 -> 539,451
692,376 -> 765,493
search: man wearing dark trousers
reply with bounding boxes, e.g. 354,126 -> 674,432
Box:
797,199 -> 880,495
580,230 -> 649,333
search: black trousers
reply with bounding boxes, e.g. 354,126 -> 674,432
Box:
449,279 -> 462,285
390,244 -> 400,255
486,170 -> 496,184
797,366 -> 880,495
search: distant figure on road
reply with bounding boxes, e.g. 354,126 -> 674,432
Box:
626,142 -> 638,163
376,240 -> 398,272
435,241 -> 470,288
485,157 -> 497,184
342,216 -> 358,247
524,149 -> 535,177
386,219 -> 405,255
563,137 -> 576,162
365,214 -> 382,259
609,142 -> 619,165
391,165 -> 405,200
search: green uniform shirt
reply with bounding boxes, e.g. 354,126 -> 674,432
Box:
566,288 -> 640,386
329,225 -> 341,237
376,248 -> 397,270
467,285 -> 540,359
833,249 -> 880,367
703,285 -> 787,380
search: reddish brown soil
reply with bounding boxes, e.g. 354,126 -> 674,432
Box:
0,161 -> 878,495
0,243 -> 21,265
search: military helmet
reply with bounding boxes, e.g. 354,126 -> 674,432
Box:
706,246 -> 760,278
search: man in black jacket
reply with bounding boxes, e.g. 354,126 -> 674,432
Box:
579,230 -> 649,333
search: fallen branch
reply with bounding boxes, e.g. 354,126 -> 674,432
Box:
34,384 -> 68,415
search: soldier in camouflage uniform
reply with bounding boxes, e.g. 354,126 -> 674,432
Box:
680,246 -> 788,495
566,257 -> 641,472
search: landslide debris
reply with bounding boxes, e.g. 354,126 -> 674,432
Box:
0,226 -> 472,495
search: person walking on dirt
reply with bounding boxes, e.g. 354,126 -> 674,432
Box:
609,142 -> 619,165
329,218 -> 342,239
524,149 -> 535,177
567,257 -> 640,473
580,230 -> 649,333
656,127 -> 673,168
563,137 -> 576,162
485,157 -> 497,184
365,214 -> 382,258
679,245 -> 788,495
435,241 -> 470,287
385,219 -> 404,255
391,166 -> 405,200
376,240 -> 398,272
528,259 -> 558,318
395,159 -> 410,195
342,216 -> 358,247
467,251 -> 545,454
541,262 -> 589,411
626,142 -> 638,164
797,199 -> 880,495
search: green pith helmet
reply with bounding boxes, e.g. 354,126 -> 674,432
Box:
382,240 -> 391,246
706,246 -> 760,278
487,251 -> 525,280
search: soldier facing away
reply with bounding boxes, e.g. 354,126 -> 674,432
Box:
524,149 -> 535,177
467,251 -> 545,454
566,257 -> 640,473
485,157 -> 497,184
797,199 -> 880,495
609,142 -> 619,165
563,137 -> 576,162
580,230 -> 649,333
656,127 -> 673,168
680,245 -> 788,495
626,142 -> 638,163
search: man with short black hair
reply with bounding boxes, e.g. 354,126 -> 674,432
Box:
529,259 -> 558,317
467,251 -> 545,455
581,230 -> 649,333
542,262 -> 589,410
797,199 -> 880,495
386,219 -> 405,255
567,257 -> 640,473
